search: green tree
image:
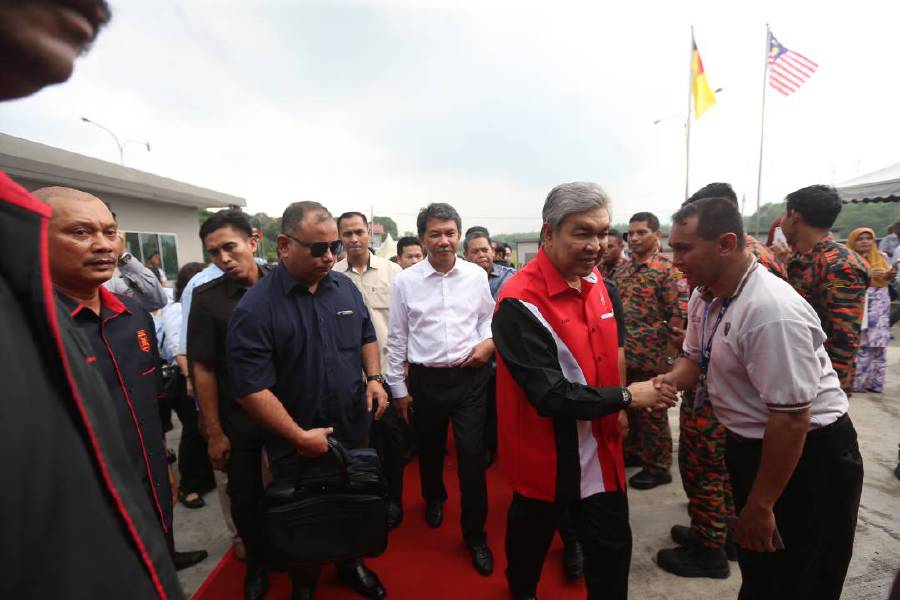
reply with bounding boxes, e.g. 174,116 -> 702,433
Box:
373,216 -> 398,239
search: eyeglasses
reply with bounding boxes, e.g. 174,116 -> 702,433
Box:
283,233 -> 343,258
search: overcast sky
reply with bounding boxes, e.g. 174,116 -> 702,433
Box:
2,0 -> 898,234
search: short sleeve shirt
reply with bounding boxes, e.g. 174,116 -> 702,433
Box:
227,265 -> 377,465
612,252 -> 689,372
187,266 -> 270,413
683,261 -> 847,438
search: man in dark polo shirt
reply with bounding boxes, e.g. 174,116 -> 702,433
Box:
41,185 -> 206,570
1,2 -> 183,597
188,209 -> 271,600
228,201 -> 389,600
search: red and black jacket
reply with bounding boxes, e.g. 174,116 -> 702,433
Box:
493,248 -> 628,503
0,172 -> 181,599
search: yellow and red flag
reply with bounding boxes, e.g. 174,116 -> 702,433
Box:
691,36 -> 717,119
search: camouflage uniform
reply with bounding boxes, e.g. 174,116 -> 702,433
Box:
746,235 -> 787,280
599,256 -> 628,279
678,390 -> 734,548
613,252 -> 689,475
786,236 -> 869,392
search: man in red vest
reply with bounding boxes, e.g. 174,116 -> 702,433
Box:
492,182 -> 677,600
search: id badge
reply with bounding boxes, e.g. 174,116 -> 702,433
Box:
694,383 -> 708,412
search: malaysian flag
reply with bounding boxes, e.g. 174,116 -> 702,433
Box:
768,31 -> 818,96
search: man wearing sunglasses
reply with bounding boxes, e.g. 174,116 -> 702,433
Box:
228,201 -> 388,600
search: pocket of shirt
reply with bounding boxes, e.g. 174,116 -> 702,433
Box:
336,310 -> 359,350
367,287 -> 391,310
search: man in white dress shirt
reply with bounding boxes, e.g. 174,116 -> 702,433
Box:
658,197 -> 863,600
386,203 -> 496,576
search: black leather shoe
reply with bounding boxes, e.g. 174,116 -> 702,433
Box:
244,564 -> 270,600
387,501 -> 403,530
628,469 -> 672,490
562,541 -> 583,581
425,500 -> 443,528
657,544 -> 730,579
337,561 -> 386,599
173,549 -> 208,571
469,544 -> 494,576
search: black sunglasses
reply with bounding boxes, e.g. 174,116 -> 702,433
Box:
283,233 -> 343,258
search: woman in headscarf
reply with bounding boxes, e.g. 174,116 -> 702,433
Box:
848,227 -> 896,393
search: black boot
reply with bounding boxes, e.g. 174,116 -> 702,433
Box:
244,563 -> 270,600
628,469 -> 672,490
657,544 -> 730,579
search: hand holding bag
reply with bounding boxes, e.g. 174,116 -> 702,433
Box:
261,437 -> 389,568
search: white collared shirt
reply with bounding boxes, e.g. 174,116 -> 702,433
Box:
683,261 -> 847,439
386,256 -> 495,398
334,253 -> 402,373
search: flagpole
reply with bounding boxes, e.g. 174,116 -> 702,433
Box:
685,26 -> 694,202
754,24 -> 771,240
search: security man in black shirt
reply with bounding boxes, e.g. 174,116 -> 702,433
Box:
188,209 -> 271,600
41,185 -> 206,571
228,201 -> 389,600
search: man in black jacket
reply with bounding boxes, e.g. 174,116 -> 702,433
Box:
0,2 -> 183,597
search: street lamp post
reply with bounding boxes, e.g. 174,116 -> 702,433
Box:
652,87 -> 723,201
80,117 -> 151,166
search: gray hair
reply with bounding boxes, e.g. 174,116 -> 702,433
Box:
416,203 -> 462,237
281,201 -> 332,234
542,182 -> 610,231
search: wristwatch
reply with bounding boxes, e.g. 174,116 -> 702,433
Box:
621,387 -> 633,407
665,356 -> 676,366
366,374 -> 385,384
117,252 -> 133,267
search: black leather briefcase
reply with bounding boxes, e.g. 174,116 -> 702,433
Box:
261,437 -> 389,568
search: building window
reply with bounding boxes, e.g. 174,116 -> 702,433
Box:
124,231 -> 179,281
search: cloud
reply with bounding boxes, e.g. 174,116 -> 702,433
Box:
2,0 -> 899,235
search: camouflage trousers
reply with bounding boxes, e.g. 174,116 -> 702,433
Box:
623,369 -> 672,475
678,388 -> 735,548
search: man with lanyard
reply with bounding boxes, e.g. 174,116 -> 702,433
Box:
42,186 -> 208,571
493,181 -> 677,599
228,201 -> 389,600
188,209 -> 272,600
613,211 -> 689,489
659,197 -> 863,600
657,183 -> 785,578
334,211 -> 408,529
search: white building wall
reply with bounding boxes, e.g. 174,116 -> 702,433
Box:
15,177 -> 204,265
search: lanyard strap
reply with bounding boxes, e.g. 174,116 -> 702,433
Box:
699,297 -> 732,377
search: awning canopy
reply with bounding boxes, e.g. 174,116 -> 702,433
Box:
836,162 -> 900,204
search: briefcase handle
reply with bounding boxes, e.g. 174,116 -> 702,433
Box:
295,436 -> 352,487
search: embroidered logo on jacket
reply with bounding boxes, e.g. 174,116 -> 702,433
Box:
136,329 -> 152,353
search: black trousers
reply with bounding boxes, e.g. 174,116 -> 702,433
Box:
169,373 -> 215,494
370,386 -> 411,503
506,492 -> 632,599
408,363 -> 489,546
726,414 -> 863,600
221,404 -> 266,567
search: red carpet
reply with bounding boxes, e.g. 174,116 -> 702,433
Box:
194,453 -> 587,599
